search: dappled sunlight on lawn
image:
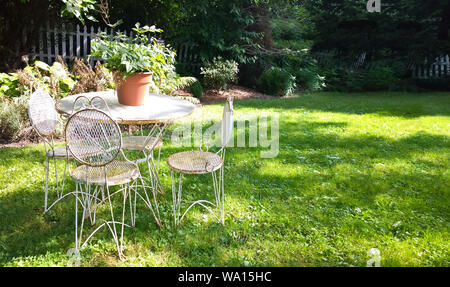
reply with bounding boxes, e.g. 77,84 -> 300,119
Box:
0,92 -> 449,266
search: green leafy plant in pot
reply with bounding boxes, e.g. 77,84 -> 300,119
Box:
90,23 -> 176,106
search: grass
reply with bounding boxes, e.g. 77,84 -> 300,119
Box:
0,91 -> 449,266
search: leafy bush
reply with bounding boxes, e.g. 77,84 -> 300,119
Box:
149,71 -> 197,95
412,77 -> 450,91
189,80 -> 203,98
0,97 -> 28,142
0,73 -> 20,98
361,66 -> 399,91
70,58 -> 114,95
200,57 -> 239,90
259,67 -> 296,97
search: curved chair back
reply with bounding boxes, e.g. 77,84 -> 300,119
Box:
65,108 -> 121,167
221,96 -> 234,147
28,89 -> 58,137
72,95 -> 111,115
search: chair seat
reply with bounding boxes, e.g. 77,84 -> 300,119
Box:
46,146 -> 73,159
122,136 -> 162,151
70,161 -> 139,186
166,151 -> 223,174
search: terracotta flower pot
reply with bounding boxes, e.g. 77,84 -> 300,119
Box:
114,72 -> 153,106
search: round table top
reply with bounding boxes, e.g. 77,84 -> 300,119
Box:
56,90 -> 196,124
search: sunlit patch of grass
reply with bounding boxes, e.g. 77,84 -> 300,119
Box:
0,91 -> 449,266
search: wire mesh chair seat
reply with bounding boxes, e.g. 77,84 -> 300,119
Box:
28,88 -> 70,213
167,151 -> 223,174
46,146 -> 73,159
122,136 -> 162,151
61,107 -> 161,259
70,161 -> 139,186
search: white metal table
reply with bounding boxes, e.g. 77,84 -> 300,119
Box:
56,90 -> 196,193
56,90 -> 196,125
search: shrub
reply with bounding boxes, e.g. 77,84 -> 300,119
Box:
148,67 -> 197,96
0,73 -> 20,98
189,80 -> 203,98
412,77 -> 450,91
0,97 -> 28,142
200,57 -> 239,90
259,67 -> 296,97
361,66 -> 399,91
70,58 -> 115,95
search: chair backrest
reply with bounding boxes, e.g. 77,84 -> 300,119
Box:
221,96 -> 234,147
65,108 -> 121,167
28,89 -> 58,137
72,95 -> 111,114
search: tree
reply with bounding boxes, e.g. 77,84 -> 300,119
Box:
303,0 -> 450,63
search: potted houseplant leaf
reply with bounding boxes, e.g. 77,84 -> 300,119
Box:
90,23 -> 176,106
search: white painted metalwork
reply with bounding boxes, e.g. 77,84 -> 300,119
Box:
48,98 -> 161,259
167,96 -> 233,226
56,91 -> 195,124
27,87 -> 71,213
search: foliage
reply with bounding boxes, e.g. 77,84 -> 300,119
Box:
200,57 -> 239,90
304,0 -> 450,63
70,58 -> 114,95
0,73 -> 20,98
1,58 -> 76,100
61,0 -> 98,24
149,72 -> 197,96
175,0 -> 263,64
362,66 -> 399,91
0,92 -> 449,266
0,57 -> 115,143
90,23 -> 176,82
413,77 -> 450,92
189,81 -> 203,99
259,67 -> 296,96
0,98 -> 28,142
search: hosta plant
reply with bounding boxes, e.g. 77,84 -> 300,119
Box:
90,23 -> 176,83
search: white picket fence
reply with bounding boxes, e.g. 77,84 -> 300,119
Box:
412,55 -> 450,79
30,23 -> 199,68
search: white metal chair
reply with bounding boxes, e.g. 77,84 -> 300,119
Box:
167,96 -> 233,226
63,104 -> 161,259
27,88 -> 72,213
74,95 -> 167,195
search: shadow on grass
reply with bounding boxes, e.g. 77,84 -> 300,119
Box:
0,93 -> 449,266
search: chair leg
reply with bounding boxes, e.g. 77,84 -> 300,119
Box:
44,157 -> 50,212
170,170 -> 184,226
212,169 -> 225,225
144,150 -> 165,194
104,182 -> 122,258
136,175 -> 161,227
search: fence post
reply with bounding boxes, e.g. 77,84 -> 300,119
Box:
89,26 -> 95,66
38,26 -> 44,61
83,25 -> 88,59
69,27 -> 74,60
54,25 -> 59,60
46,22 -> 52,63
76,24 -> 81,58
62,23 -> 66,61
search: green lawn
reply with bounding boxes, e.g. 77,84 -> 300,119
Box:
0,92 -> 449,266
